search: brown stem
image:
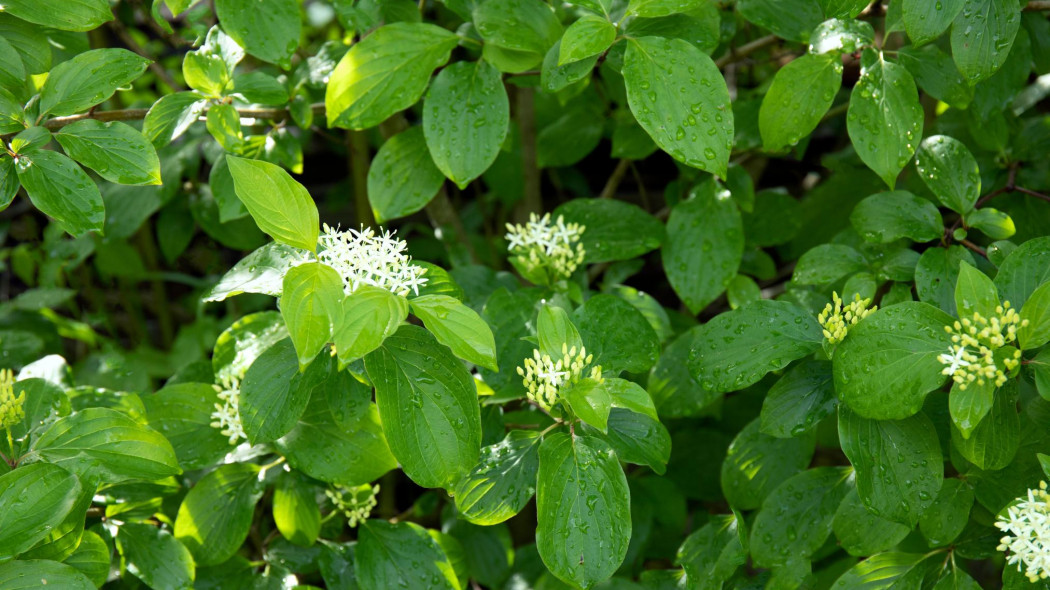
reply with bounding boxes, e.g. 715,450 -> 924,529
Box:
426,186 -> 480,263
513,86 -> 542,222
715,35 -> 779,69
1025,1 -> 1050,10
1014,186 -> 1050,204
598,159 -> 631,200
960,239 -> 987,258
40,103 -> 326,131
346,130 -> 374,228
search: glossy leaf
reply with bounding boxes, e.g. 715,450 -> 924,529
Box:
0,463 -> 81,560
118,522 -> 195,590
914,135 -> 981,214
39,49 -> 149,118
759,53 -> 842,152
454,430 -> 542,525
55,120 -> 161,186
174,463 -> 264,566
902,0 -> 964,45
214,0 -> 301,67
226,156 -> 319,251
357,520 -> 458,589
850,190 -> 944,243
410,294 -> 498,370
951,0 -> 1021,85
553,198 -> 665,263
722,418 -> 816,510
15,150 -> 103,237
368,126 -> 445,223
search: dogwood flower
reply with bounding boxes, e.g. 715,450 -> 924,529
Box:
817,292 -> 877,345
210,374 -> 247,446
0,369 -> 25,430
505,213 -> 585,282
517,343 -> 602,411
316,224 -> 428,297
997,481 -> 1050,582
326,483 -> 379,528
939,303 -> 1026,390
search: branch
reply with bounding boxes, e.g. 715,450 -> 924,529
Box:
715,35 -> 779,69
1025,1 -> 1050,10
598,159 -> 631,199
41,103 -> 326,131
513,86 -> 542,223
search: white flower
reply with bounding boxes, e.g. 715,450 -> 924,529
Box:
317,224 -> 428,297
997,481 -> 1050,582
516,344 -> 601,411
210,374 -> 247,446
504,213 -> 585,281
938,346 -> 972,376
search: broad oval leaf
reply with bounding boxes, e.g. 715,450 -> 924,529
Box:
553,198 -> 665,263
737,0 -> 825,42
994,236 -> 1050,308
1020,282 -> 1050,350
367,126 -> 445,223
326,23 -> 458,129
624,36 -> 734,178
238,338 -> 311,444
950,0 -> 1021,85
15,150 -> 104,237
214,0 -> 301,68
203,242 -> 311,302
914,135 -> 981,214
273,472 -> 321,547
573,293 -> 660,374
117,522 -> 196,590
410,294 -> 498,371
454,430 -> 542,525
536,433 -> 631,589
39,49 -> 150,118
847,50 -> 923,188
226,156 -> 319,252
30,407 -> 181,484
759,53 -> 842,152
689,300 -> 823,395
850,190 -> 944,243
142,382 -> 230,470
0,0 -> 111,31
722,418 -> 815,511
424,60 -> 509,189
760,359 -> 836,438
333,285 -> 408,368
832,489 -> 912,556
54,120 -> 161,186
280,262 -> 343,369
357,520 -> 459,590
0,559 -> 95,589
364,325 -> 482,489
0,463 -> 81,560
902,0 -> 964,46
174,463 -> 264,567
833,301 -> 953,420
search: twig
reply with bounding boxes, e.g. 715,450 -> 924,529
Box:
715,35 -> 779,69
513,86 -> 542,222
1014,186 -> 1050,204
960,239 -> 987,258
1025,1 -> 1050,10
598,159 -> 631,199
346,130 -> 374,228
40,103 -> 326,131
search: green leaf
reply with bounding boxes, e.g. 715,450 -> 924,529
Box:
624,36 -> 734,178
833,302 -> 953,419
759,53 -> 842,152
677,513 -> 748,586
214,0 -> 300,67
951,0 -> 1021,85
182,26 -> 243,97
850,190 -> 944,243
830,552 -> 928,588
537,304 -> 583,360
0,0 -> 111,31
280,263 -> 342,369
30,407 -> 181,484
966,207 -> 1015,240
662,181 -> 744,313
541,40 -> 599,92
760,360 -> 836,438
0,560 -> 95,589
847,50 -> 924,188
898,45 -> 974,109
0,91 -> 23,135
559,16 -> 616,64
332,285 -> 408,368
14,150 -> 103,237
537,433 -> 631,589
410,294 -> 498,370
0,463 -> 81,560
142,91 -> 209,148
474,0 -> 562,67
626,0 -> 704,17
206,103 -> 244,151
552,198 -> 665,263
276,395 -> 397,486
454,430 -> 542,525
918,479 -> 974,546
326,23 -> 458,129
9,126 -> 51,154
916,245 -> 975,315
117,522 -> 196,590
142,382 -> 230,470
357,520 -> 459,590
914,135 -> 981,214
749,467 -> 851,567
39,49 -> 149,118
832,489 -> 912,556
562,378 -> 612,432
722,418 -> 815,510
364,325 -> 481,489
955,261 -> 999,321
232,71 -> 289,105
174,463 -> 264,566
573,293 -> 661,374
1020,282 -> 1050,350
808,17 -> 875,54
226,156 -> 319,251
64,531 -> 111,587
837,405 -> 942,525
0,14 -> 51,76
690,300 -> 823,394
951,379 -> 1019,470
239,338 -> 315,443
204,242 -> 311,302
793,243 -> 867,286
273,472 -> 321,547
368,126 -> 444,223
949,380 -> 995,439
995,236 -> 1050,308
423,60 -> 509,189
902,0 -> 964,45
737,0 -> 825,42
597,407 -> 670,474
54,120 -> 161,186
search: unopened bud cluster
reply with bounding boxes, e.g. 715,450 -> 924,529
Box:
0,369 -> 25,430
317,224 -> 428,297
326,483 -> 379,528
997,481 -> 1050,582
817,292 -> 877,344
505,213 -> 586,281
517,343 -> 602,411
939,303 -> 1026,390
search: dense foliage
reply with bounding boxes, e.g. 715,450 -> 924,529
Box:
2,0 -> 1050,588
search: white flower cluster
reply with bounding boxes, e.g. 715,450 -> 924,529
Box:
326,483 -> 379,528
317,224 -> 428,297
939,303 -> 1026,390
505,213 -> 585,281
997,481 -> 1050,582
517,343 -> 602,411
210,374 -> 247,446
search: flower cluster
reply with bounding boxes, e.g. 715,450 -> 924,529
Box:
326,483 -> 379,528
517,344 -> 602,411
997,481 -> 1050,582
939,303 -> 1026,390
210,374 -> 247,446
817,292 -> 877,345
505,213 -> 586,281
317,224 -> 428,297
0,369 -> 25,430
